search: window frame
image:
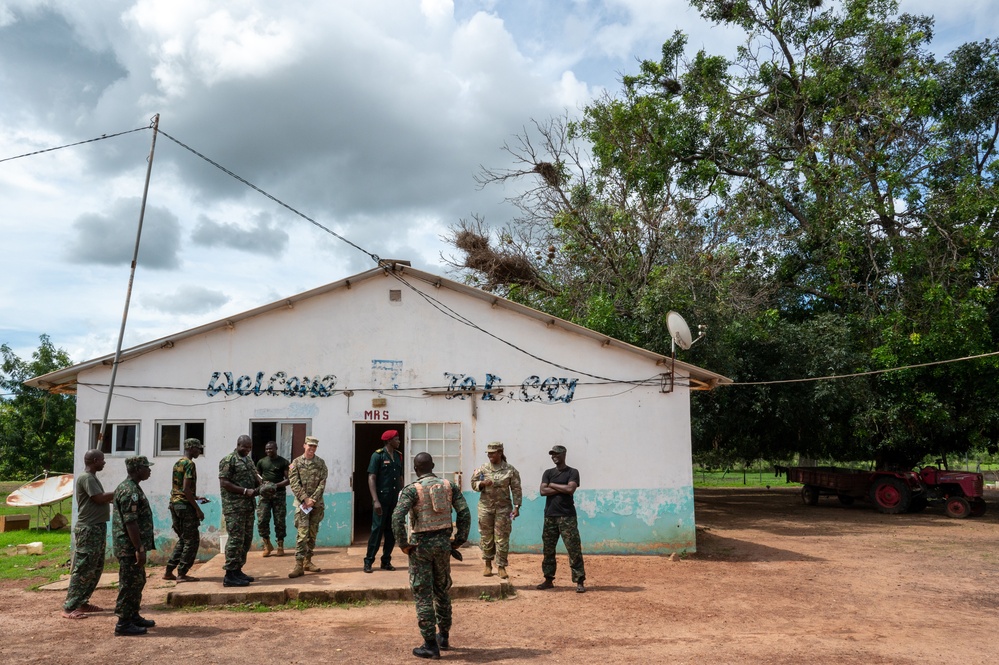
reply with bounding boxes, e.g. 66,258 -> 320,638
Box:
406,422 -> 462,484
90,421 -> 141,456
155,420 -> 206,457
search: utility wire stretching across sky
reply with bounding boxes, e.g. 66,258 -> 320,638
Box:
5,124 -> 996,389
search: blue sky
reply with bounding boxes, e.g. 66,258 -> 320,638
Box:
1,0 -> 996,364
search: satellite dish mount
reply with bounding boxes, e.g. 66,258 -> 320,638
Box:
662,311 -> 707,393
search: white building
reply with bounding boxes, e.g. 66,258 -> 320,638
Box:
27,262 -> 730,557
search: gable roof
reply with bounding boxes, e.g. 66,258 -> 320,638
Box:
25,262 -> 731,393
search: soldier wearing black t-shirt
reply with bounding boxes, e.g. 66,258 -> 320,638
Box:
536,445 -> 586,593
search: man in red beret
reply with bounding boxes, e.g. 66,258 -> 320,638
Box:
364,429 -> 403,573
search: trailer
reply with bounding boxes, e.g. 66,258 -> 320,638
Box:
786,465 -> 986,518
787,466 -> 924,514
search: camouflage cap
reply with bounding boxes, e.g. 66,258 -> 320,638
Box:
548,445 -> 567,455
184,437 -> 204,450
305,436 -> 319,446
125,455 -> 154,473
486,441 -> 504,452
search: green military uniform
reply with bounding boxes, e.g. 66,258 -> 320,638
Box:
365,446 -> 403,569
256,454 -> 289,541
218,450 -> 258,572
112,473 -> 154,621
167,457 -> 201,575
288,453 -> 327,562
64,471 -> 110,612
471,458 -> 522,568
392,473 -> 471,645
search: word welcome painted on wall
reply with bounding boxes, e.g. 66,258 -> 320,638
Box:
444,372 -> 578,404
206,371 -> 337,397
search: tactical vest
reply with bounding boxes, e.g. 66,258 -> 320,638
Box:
410,476 -> 454,533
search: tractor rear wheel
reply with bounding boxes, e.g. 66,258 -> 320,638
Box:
946,496 -> 971,519
801,485 -> 820,506
870,478 -> 911,514
970,498 -> 987,517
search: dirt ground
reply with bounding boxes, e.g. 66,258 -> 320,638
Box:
2,486 -> 998,664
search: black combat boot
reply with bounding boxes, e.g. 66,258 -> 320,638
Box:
131,614 -> 156,628
114,621 -> 147,636
223,571 -> 249,587
436,630 -> 450,650
413,639 -> 441,659
235,568 -> 255,582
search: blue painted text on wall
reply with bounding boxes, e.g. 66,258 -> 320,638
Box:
443,372 -> 578,403
206,371 -> 337,397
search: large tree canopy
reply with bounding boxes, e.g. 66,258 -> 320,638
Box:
447,0 -> 999,469
0,336 -> 76,479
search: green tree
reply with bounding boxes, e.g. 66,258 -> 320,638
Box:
0,336 -> 76,479
448,0 -> 999,468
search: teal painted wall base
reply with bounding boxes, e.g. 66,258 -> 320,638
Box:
466,487 -> 696,555
139,488 -> 693,562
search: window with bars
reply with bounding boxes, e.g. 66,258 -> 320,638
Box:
407,422 -> 461,483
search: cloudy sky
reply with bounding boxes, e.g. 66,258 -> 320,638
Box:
1,0 -> 996,366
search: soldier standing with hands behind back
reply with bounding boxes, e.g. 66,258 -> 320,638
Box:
364,429 -> 403,573
112,456 -> 156,636
393,452 -> 471,659
256,440 -> 290,557
288,436 -> 328,578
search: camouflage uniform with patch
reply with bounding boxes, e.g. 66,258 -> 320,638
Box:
167,456 -> 201,575
218,450 -> 258,572
392,473 -> 471,644
112,475 -> 154,621
471,451 -> 522,568
256,454 -> 289,542
288,453 -> 328,562
63,471 -> 109,612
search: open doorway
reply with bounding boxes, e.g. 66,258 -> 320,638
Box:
250,421 -> 308,465
352,422 -> 405,545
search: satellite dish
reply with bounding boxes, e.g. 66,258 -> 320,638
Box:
667,311 -> 693,350
5,473 -> 74,507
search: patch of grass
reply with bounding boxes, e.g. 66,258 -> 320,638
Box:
0,528 -> 72,584
174,598 -> 373,613
1,492 -> 74,530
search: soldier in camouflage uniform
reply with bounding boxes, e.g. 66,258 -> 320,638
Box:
218,434 -> 260,587
111,456 -> 156,636
62,449 -> 114,619
256,440 -> 290,557
164,438 -> 206,582
392,452 -> 471,660
470,441 -> 522,579
288,436 -> 328,578
536,445 -> 586,593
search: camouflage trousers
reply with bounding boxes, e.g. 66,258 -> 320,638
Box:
478,506 -> 513,567
541,516 -> 585,583
293,503 -> 324,561
64,522 -> 107,612
256,493 -> 287,541
408,532 -> 454,642
167,504 -> 201,574
115,552 -> 147,620
223,508 -> 254,571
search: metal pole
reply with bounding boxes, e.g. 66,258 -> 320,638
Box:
97,114 -> 160,449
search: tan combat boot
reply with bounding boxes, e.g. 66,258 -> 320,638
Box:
497,566 -> 509,579
304,557 -> 321,572
483,560 -> 493,577
262,538 -> 274,558
288,561 -> 304,578
276,540 -> 285,557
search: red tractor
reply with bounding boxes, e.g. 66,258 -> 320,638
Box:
911,466 -> 986,518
